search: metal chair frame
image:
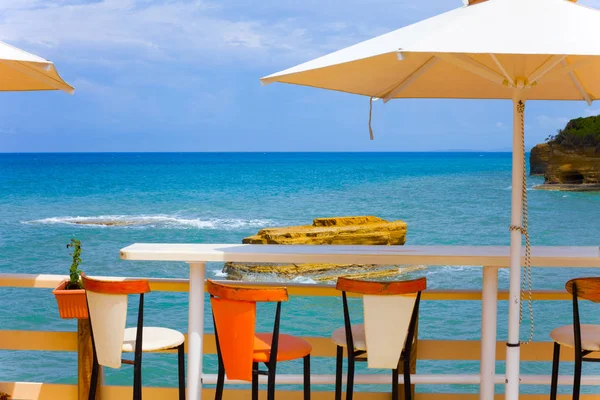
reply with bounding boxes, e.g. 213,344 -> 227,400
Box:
550,281 -> 600,400
335,290 -> 422,400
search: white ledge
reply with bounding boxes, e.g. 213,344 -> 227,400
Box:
120,244 -> 600,268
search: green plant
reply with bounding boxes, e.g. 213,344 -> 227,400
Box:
65,238 -> 83,290
548,115 -> 600,152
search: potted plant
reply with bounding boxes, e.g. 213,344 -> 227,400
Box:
52,238 -> 88,319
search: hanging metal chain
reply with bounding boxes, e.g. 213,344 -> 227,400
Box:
509,99 -> 534,344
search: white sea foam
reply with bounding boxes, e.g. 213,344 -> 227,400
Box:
212,269 -> 228,277
23,215 -> 273,230
290,276 -> 318,284
505,185 -> 536,190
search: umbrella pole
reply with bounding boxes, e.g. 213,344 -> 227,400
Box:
505,92 -> 525,400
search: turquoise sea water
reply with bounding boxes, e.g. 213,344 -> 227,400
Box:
0,152 -> 599,395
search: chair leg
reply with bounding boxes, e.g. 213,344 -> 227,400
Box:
177,344 -> 186,400
335,346 -> 343,400
403,356 -> 412,400
574,349 -> 583,400
392,364 -> 399,400
550,342 -> 560,400
133,354 -> 142,400
88,353 -> 99,400
267,360 -> 277,400
215,350 -> 225,400
303,355 -> 311,400
346,354 -> 355,400
252,362 -> 259,400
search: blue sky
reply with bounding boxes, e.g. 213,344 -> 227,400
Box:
1,0 -> 600,152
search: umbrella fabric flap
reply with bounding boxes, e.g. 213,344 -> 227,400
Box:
0,41 -> 73,94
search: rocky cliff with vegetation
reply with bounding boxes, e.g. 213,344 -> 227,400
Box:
223,216 -> 412,282
530,115 -> 600,191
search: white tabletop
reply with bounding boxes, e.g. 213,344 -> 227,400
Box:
120,244 -> 600,268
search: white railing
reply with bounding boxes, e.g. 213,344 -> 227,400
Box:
120,243 -> 600,400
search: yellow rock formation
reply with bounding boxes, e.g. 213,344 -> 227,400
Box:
224,216 -> 408,281
242,216 -> 407,245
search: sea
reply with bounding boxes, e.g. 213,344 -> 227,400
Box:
0,152 -> 599,395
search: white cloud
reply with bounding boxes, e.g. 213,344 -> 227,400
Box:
583,107 -> 600,117
536,115 -> 569,130
0,1 -> 302,62
0,127 -> 17,135
0,0 -> 456,68
580,0 -> 600,8
496,121 -> 505,129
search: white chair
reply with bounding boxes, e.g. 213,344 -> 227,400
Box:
82,274 -> 185,400
331,277 -> 426,400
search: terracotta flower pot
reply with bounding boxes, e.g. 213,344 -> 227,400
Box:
52,280 -> 88,319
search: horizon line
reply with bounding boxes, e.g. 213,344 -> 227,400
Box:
0,150 -> 523,154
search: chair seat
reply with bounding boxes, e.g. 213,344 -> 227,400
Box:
331,324 -> 366,350
122,327 -> 185,352
550,324 -> 600,351
253,333 -> 312,362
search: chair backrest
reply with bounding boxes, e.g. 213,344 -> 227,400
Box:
566,278 -> 600,303
82,274 -> 150,369
207,279 -> 288,381
337,277 -> 427,369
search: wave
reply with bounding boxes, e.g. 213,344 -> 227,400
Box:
504,185 -> 536,191
23,215 -> 273,230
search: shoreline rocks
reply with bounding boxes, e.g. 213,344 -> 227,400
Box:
222,262 -> 421,282
533,183 -> 600,192
71,220 -> 138,226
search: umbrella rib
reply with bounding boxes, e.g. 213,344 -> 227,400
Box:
561,59 -> 592,105
436,53 -> 507,87
489,54 -> 514,87
380,56 -> 439,103
536,58 -> 591,85
526,55 -> 566,85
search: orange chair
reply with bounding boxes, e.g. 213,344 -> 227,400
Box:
207,279 -> 312,400
82,274 -> 185,400
332,277 -> 426,400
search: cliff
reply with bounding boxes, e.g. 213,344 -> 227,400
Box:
223,216 -> 409,282
529,143 -> 551,176
530,115 -> 600,191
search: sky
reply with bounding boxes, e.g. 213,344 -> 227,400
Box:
1,0 -> 600,152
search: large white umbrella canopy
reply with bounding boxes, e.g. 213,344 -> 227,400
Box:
262,0 -> 597,103
261,0 -> 600,399
0,40 -> 73,93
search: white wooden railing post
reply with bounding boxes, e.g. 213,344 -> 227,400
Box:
480,266 -> 499,400
188,262 -> 206,400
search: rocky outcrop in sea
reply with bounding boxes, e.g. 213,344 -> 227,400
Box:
531,115 -> 600,191
223,216 -> 414,282
531,144 -> 600,191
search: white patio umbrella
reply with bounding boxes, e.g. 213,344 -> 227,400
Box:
261,0 -> 600,398
0,40 -> 73,93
